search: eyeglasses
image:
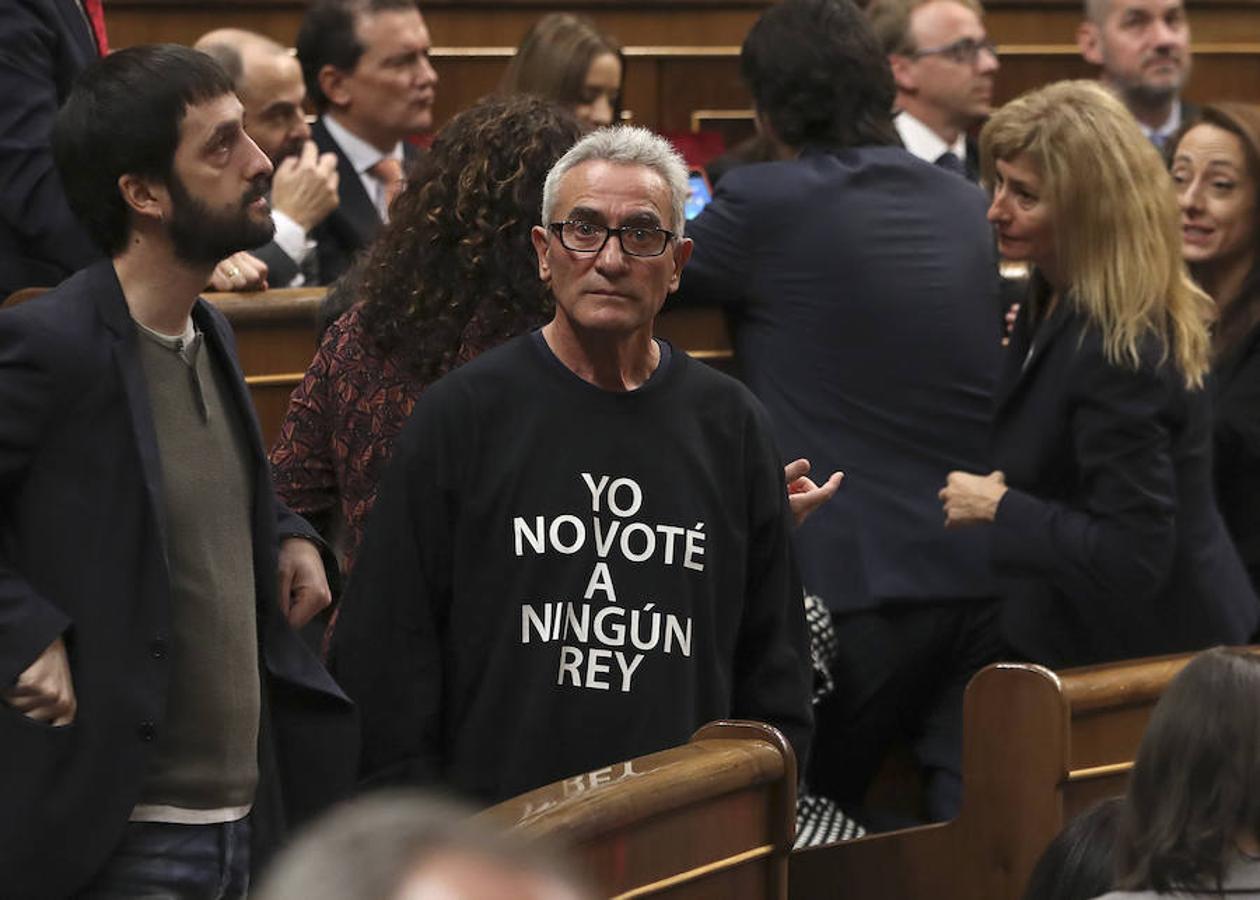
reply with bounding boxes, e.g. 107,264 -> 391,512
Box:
910,36 -> 998,65
548,221 -> 675,258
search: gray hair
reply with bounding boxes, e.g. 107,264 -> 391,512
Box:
541,125 -> 690,236
1083,0 -> 1109,23
252,791 -> 589,900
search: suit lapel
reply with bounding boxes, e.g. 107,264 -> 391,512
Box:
91,263 -> 171,568
312,119 -> 381,249
51,0 -> 98,64
994,298 -> 1072,416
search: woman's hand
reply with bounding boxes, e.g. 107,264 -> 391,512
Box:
940,470 -> 1007,528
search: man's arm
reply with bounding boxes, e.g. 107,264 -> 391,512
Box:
328,389 -> 461,786
670,171 -> 758,310
0,3 -> 101,287
732,407 -> 815,769
0,312 -> 75,697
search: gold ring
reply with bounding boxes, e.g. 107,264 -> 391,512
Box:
226,266 -> 240,278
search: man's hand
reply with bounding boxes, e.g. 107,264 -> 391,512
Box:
940,470 -> 1008,528
277,537 -> 332,628
271,141 -> 340,232
210,251 -> 268,292
785,458 -> 844,528
2,637 -> 76,725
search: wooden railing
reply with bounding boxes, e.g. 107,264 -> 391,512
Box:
479,720 -> 796,900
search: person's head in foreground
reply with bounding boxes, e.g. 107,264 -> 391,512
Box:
1022,797 -> 1124,900
252,792 -> 591,900
980,78 -> 1211,389
1106,648 -> 1260,894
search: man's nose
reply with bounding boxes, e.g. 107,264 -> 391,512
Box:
595,231 -> 630,271
292,115 -> 312,143
978,44 -> 1000,73
246,134 -> 273,179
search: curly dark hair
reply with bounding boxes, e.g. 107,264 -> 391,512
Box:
741,0 -> 898,151
355,95 -> 581,383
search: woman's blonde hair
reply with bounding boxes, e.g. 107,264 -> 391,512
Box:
980,80 -> 1213,387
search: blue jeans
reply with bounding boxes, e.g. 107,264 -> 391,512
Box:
75,817 -> 250,899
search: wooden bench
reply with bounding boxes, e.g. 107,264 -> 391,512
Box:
789,648 -> 1260,900
478,720 -> 796,900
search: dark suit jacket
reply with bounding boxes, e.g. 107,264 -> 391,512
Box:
674,146 -> 1001,613
992,298 -> 1259,668
1212,320 -> 1260,592
309,117 -> 418,285
0,261 -> 357,898
0,0 -> 103,297
253,233 -> 305,288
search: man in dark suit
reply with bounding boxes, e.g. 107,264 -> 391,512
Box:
0,46 -> 356,898
868,0 -> 999,182
196,29 -> 342,290
297,0 -> 436,285
1078,0 -> 1195,148
0,0 -> 107,297
673,0 -> 1002,824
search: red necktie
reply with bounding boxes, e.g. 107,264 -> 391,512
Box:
81,0 -> 109,56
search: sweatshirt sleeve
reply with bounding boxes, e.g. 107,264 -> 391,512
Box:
327,381 -> 463,787
730,399 -> 814,772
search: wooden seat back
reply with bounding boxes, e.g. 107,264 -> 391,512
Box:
478,720 -> 796,900
789,648 -> 1260,900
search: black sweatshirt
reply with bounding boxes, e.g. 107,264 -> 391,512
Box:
332,333 -> 813,805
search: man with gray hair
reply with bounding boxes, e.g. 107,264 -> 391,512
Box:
868,0 -> 999,179
1077,0 -> 1193,147
331,125 -> 813,804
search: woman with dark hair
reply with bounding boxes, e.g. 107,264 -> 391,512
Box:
499,13 -> 623,130
940,81 -> 1258,668
269,95 -> 582,575
1171,103 -> 1260,593
1096,648 -> 1260,898
1023,798 -> 1124,900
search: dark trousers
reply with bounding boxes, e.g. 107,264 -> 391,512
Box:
75,817 -> 251,899
807,597 -> 1003,828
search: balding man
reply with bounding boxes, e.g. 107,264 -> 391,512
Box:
1078,0 -> 1194,148
196,29 -> 340,287
869,0 -> 999,180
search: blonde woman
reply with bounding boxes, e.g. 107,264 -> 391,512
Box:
939,80 -> 1258,667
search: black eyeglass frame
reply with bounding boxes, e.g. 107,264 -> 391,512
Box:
547,221 -> 677,258
908,36 -> 998,65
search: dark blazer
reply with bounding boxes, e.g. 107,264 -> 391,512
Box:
309,117 -> 418,285
253,234 -> 305,288
992,298 -> 1259,668
1212,320 -> 1260,592
0,261 -> 357,898
0,0 -> 104,297
674,145 -> 1002,613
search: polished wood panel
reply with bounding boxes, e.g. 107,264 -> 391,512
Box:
789,647 -> 1260,900
479,720 -> 796,900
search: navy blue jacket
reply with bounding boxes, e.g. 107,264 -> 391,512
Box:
675,146 -> 1001,613
0,262 -> 357,898
0,0 -> 103,297
992,298 -> 1258,667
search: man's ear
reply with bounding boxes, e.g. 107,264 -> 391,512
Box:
1077,21 -> 1104,66
531,224 -> 552,284
117,173 -> 167,224
889,53 -> 919,93
667,237 -> 694,293
319,64 -> 352,109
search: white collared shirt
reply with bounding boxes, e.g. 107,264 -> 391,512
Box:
270,209 -> 315,287
895,110 -> 969,169
321,114 -> 405,223
1138,100 -> 1183,150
